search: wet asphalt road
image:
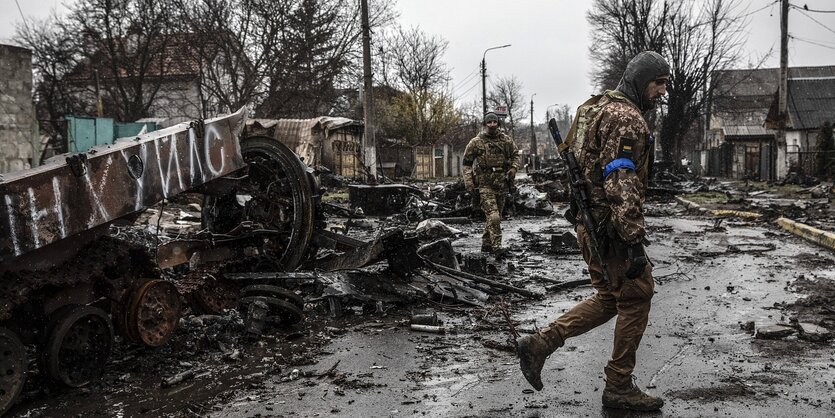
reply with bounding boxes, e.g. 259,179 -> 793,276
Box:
210,205 -> 835,418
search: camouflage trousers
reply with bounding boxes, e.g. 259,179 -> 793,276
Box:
536,224 -> 654,386
479,187 -> 506,250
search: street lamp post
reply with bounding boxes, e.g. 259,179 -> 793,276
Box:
481,44 -> 511,116
530,94 -> 537,170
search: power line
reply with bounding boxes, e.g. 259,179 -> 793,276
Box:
739,0 -> 779,19
794,8 -> 835,36
789,34 -> 835,51
790,4 -> 835,13
450,66 -> 480,91
452,77 -> 481,103
13,0 -> 31,33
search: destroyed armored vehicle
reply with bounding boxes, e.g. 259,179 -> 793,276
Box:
0,108 -> 323,413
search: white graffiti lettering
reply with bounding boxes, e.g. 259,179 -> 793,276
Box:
203,124 -> 226,176
3,195 -> 22,256
26,188 -> 48,249
84,156 -> 113,228
52,176 -> 67,238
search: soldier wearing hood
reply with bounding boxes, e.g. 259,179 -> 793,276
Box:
462,112 -> 520,257
516,51 -> 669,412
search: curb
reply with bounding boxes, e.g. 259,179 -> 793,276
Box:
674,197 -> 761,219
674,196 -> 835,252
776,217 -> 835,252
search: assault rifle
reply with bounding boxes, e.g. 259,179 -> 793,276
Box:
547,119 -> 611,286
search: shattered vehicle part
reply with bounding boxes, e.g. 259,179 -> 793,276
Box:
238,296 -> 303,326
42,305 -> 114,388
416,239 -> 460,270
201,135 -> 321,271
0,110 -> 247,410
348,184 -> 424,216
239,285 -> 304,310
0,109 -> 247,267
0,328 -> 26,415
424,259 -> 542,299
192,275 -> 241,314
244,298 -> 270,335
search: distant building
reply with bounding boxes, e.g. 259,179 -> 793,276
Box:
701,65 -> 835,179
0,44 -> 37,174
765,70 -> 835,177
245,117 -> 364,178
66,33 -> 239,122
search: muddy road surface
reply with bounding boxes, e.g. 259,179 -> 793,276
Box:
9,203 -> 835,417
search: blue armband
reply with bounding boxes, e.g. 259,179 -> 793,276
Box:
602,158 -> 636,178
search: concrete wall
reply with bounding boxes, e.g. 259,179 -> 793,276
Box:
0,44 -> 36,174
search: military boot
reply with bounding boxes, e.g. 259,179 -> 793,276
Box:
516,333 -> 556,391
602,378 -> 664,411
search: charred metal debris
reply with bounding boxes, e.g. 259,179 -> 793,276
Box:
2,105 -> 834,414
0,108 -> 573,414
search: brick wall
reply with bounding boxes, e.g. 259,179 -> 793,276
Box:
0,44 -> 36,174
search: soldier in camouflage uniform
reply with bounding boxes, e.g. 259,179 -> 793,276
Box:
462,112 -> 520,256
516,51 -> 669,411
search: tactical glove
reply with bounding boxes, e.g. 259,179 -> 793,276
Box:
625,243 -> 648,279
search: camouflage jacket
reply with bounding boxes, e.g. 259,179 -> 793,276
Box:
462,131 -> 520,191
578,90 -> 652,245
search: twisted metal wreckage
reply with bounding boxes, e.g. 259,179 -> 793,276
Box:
0,107 -> 539,414
0,108 -> 327,413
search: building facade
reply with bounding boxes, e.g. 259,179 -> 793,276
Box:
0,44 -> 37,174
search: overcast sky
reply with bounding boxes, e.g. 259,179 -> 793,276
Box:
2,0 -> 834,121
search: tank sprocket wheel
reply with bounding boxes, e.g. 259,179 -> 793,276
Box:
238,296 -> 303,326
0,327 -> 26,414
239,285 -> 304,310
125,279 -> 182,347
42,305 -> 113,388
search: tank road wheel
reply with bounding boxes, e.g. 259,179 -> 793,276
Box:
193,276 -> 241,315
239,285 -> 304,310
0,328 -> 26,414
42,305 -> 113,387
202,136 -> 318,271
125,280 -> 182,347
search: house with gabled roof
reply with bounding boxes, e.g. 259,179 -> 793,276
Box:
701,65 -> 835,179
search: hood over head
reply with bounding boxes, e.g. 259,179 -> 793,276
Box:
615,51 -> 670,112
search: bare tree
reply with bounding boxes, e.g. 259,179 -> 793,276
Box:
587,0 -> 669,91
175,0 -> 274,117
660,0 -> 749,162
587,0 -> 751,163
378,26 -> 459,146
15,14 -> 86,140
256,0 -> 397,118
488,75 -> 527,139
65,0 -> 180,121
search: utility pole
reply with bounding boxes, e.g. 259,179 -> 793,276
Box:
530,94 -> 537,170
775,0 -> 789,181
481,44 -> 511,116
481,59 -> 487,116
94,69 -> 103,118
360,0 -> 377,179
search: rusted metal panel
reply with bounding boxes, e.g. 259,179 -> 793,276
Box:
0,108 -> 247,264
